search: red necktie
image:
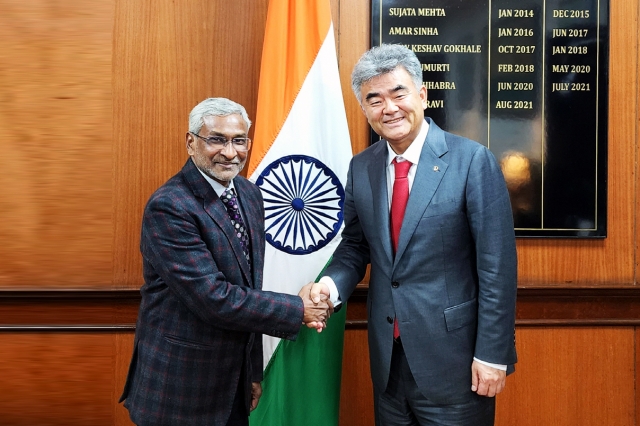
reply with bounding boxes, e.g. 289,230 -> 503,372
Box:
390,158 -> 411,339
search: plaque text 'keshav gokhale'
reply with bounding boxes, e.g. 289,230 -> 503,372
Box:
372,0 -> 609,237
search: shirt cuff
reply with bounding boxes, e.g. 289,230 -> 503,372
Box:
473,357 -> 507,371
318,276 -> 341,307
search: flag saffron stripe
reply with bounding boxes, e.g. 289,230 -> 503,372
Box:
248,0 -> 331,177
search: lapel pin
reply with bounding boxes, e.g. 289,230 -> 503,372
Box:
433,166 -> 439,172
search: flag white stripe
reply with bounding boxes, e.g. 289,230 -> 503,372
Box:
249,24 -> 351,368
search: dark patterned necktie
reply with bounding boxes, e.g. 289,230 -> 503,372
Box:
220,188 -> 251,264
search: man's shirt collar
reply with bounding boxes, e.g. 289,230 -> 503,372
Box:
386,119 -> 429,166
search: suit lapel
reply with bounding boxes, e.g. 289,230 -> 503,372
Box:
204,192 -> 253,285
182,159 -> 252,285
234,178 -> 261,288
368,141 -> 394,265
394,118 -> 449,268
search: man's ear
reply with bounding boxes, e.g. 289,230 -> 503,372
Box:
186,132 -> 195,155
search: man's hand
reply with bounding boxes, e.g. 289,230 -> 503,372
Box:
308,282 -> 331,305
298,282 -> 333,332
471,360 -> 506,397
250,382 -> 262,411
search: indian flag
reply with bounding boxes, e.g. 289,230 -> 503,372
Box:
247,0 -> 352,425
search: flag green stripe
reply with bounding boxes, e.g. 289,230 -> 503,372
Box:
251,256 -> 345,425
249,306 -> 346,426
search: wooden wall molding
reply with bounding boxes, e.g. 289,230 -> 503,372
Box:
1,286 -> 640,329
0,326 -> 135,332
346,286 -> 640,327
514,286 -> 640,326
0,289 -> 140,330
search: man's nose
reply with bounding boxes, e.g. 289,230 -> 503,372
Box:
219,142 -> 238,158
383,98 -> 399,113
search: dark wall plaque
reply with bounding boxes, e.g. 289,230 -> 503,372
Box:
371,0 -> 608,237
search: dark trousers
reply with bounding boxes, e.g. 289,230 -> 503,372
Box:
227,368 -> 249,426
375,339 -> 495,426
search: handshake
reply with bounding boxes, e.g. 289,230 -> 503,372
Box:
298,282 -> 333,333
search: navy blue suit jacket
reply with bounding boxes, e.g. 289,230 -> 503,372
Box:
324,118 -> 518,404
120,158 -> 304,425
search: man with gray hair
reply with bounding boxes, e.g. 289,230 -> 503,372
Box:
120,97 -> 332,426
308,44 -> 518,424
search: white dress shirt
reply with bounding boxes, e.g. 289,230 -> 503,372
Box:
196,168 -> 237,197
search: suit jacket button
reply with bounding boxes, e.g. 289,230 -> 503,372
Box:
392,281 -> 399,288
387,316 -> 393,324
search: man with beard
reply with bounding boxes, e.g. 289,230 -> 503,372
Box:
120,98 -> 332,426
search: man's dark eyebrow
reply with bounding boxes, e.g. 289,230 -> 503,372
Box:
391,84 -> 408,93
365,92 -> 380,101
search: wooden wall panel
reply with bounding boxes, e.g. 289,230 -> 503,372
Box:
0,333 -> 115,425
340,328 -> 374,426
636,329 -> 640,426
338,0 -> 371,156
636,0 -> 640,287
112,0 -> 270,288
0,0 -> 113,288
0,331 -> 136,426
115,332 -> 135,426
496,327 -> 636,426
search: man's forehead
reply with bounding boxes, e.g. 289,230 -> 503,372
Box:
362,71 -> 411,96
202,114 -> 248,131
202,113 -> 242,123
